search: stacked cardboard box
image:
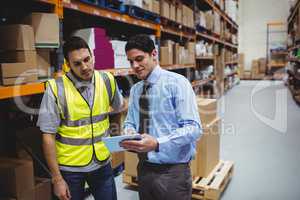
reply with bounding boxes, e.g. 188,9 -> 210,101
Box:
160,40 -> 174,65
191,98 -> 220,178
205,11 -> 214,31
258,58 -> 267,74
160,0 -> 170,19
0,158 -> 35,200
24,13 -> 59,48
185,42 -> 196,64
24,12 -> 60,78
182,5 -> 194,28
123,97 -> 220,180
243,71 -> 252,80
152,0 -> 160,14
34,178 -> 51,200
251,59 -> 265,79
214,13 -> 221,35
238,53 -> 245,79
170,3 -> 176,21
142,0 -> 159,14
36,49 -> 51,78
0,25 -> 38,85
176,4 -> 183,24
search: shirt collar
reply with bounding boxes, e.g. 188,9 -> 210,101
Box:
66,71 -> 94,89
146,65 -> 162,85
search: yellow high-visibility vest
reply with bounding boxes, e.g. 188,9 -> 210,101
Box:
47,71 -> 116,167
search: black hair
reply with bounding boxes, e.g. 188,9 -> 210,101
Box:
63,36 -> 92,62
125,34 -> 155,54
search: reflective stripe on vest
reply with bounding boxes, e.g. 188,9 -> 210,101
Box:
47,71 -> 115,167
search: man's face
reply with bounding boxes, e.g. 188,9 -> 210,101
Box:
126,48 -> 157,80
67,48 -> 94,80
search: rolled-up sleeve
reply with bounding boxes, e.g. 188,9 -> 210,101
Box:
36,86 -> 60,134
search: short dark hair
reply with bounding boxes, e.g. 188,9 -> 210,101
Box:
125,34 -> 155,54
63,36 -> 92,61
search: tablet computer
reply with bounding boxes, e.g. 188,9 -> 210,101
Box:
102,134 -> 142,152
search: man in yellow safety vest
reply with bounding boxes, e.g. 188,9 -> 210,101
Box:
37,36 -> 123,200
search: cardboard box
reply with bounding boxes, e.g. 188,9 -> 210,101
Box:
173,43 -> 181,64
25,13 -> 59,46
170,3 -> 176,21
238,53 -> 245,78
185,42 -> 195,64
0,25 -> 35,51
196,98 -> 217,125
258,58 -> 267,74
161,40 -> 174,50
243,71 -> 252,79
251,59 -> 259,77
35,178 -> 51,200
190,158 -> 197,178
0,51 -> 37,78
124,151 -> 139,177
252,73 -> 265,80
160,46 -> 173,65
0,51 -> 36,64
111,152 -> 124,169
176,5 -> 182,24
182,5 -> 189,26
36,49 -> 51,78
160,1 -> 170,19
205,12 -> 214,31
0,158 -> 34,199
0,51 -> 28,63
152,0 -> 160,14
142,0 -> 151,11
195,118 -> 220,178
123,119 -> 220,180
2,73 -> 38,86
214,13 -> 221,34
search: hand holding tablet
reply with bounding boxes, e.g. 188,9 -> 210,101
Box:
102,134 -> 142,152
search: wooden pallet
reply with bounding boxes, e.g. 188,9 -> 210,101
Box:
123,160 -> 234,200
123,173 -> 138,186
192,160 -> 234,200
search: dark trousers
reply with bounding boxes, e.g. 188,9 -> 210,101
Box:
137,161 -> 192,200
60,164 -> 117,200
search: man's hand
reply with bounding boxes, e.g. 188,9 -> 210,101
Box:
120,134 -> 158,152
53,177 -> 71,200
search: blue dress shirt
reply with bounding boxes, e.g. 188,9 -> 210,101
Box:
124,66 -> 202,164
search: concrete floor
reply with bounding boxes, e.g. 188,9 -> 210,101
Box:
95,80 -> 300,199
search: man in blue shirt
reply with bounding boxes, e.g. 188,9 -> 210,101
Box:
120,34 -> 202,200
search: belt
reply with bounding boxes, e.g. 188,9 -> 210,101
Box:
141,161 -> 189,169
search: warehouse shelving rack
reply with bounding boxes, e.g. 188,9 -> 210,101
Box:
0,1 -> 239,198
0,0 -> 238,99
266,21 -> 288,78
287,0 -> 300,105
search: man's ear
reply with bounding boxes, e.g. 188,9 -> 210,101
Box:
151,49 -> 158,60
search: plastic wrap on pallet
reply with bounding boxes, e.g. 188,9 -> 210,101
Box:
123,0 -> 142,8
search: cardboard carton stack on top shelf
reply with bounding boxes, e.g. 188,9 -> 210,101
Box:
159,0 -> 193,28
160,40 -> 196,66
24,12 -> 60,79
0,25 -> 38,86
